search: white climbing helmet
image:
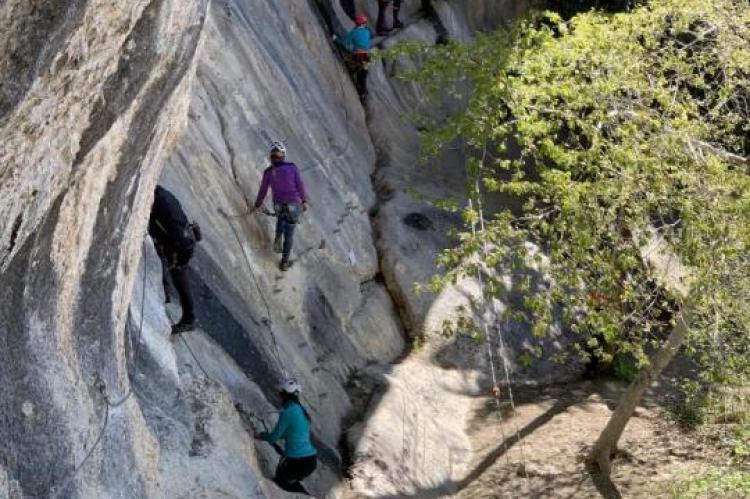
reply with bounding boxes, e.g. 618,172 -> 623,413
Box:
279,377 -> 301,395
269,140 -> 286,156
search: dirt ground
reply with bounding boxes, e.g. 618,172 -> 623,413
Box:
456,380 -> 731,499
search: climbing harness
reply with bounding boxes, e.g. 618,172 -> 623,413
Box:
50,254 -> 149,497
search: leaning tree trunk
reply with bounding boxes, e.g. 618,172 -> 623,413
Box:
589,308 -> 692,475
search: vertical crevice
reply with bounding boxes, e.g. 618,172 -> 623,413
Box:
8,213 -> 23,253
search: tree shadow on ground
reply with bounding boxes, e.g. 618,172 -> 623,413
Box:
370,387 -> 623,498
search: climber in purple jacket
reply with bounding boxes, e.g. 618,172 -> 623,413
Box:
252,141 -> 308,271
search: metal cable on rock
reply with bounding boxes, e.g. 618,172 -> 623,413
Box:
179,333 -> 213,380
219,208 -> 287,377
50,258 -> 149,497
50,398 -> 111,499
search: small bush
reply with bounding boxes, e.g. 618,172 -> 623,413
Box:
670,468 -> 750,498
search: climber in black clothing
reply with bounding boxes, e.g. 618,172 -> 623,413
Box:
334,14 -> 373,103
149,185 -> 197,334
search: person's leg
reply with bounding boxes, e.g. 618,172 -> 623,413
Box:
170,266 -> 195,324
159,254 -> 171,303
279,217 -> 296,271
170,247 -> 195,330
422,0 -> 449,44
356,67 -> 369,102
283,221 -> 296,260
274,207 -> 283,253
297,455 -> 317,481
274,459 -> 297,490
274,457 -> 314,494
393,0 -> 403,28
281,204 -> 302,269
376,0 -> 391,35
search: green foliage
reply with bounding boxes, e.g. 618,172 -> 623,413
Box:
670,467 -> 750,498
666,379 -> 710,426
401,0 -> 750,380
731,424 -> 750,459
612,354 -> 638,382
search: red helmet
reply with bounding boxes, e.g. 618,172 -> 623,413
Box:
354,14 -> 368,26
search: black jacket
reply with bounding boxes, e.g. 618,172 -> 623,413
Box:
149,186 -> 193,252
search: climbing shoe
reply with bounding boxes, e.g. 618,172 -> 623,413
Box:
279,259 -> 293,272
171,321 -> 195,335
273,236 -> 283,253
393,20 -> 404,29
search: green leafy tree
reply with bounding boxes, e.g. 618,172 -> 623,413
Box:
403,0 -> 750,475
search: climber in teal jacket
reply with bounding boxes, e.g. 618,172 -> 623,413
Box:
334,14 -> 372,102
335,15 -> 372,52
257,378 -> 317,494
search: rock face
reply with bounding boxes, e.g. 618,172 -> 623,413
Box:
0,0 -> 582,498
0,0 -> 209,497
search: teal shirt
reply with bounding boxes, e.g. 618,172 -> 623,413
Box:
336,26 -> 372,52
261,402 -> 317,458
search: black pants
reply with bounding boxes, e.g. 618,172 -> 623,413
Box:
274,455 -> 317,494
337,45 -> 369,101
354,66 -> 368,100
376,0 -> 390,33
160,246 -> 195,324
376,0 -> 402,33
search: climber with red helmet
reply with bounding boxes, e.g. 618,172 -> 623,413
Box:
256,378 -> 317,495
334,13 -> 372,103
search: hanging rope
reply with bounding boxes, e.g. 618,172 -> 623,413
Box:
470,180 -> 532,486
218,207 -> 287,377
468,198 -> 515,477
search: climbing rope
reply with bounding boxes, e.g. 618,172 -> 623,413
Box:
467,198 -> 516,478
470,167 -> 533,487
179,333 -> 212,380
218,207 -> 287,377
50,396 -> 110,499
217,201 -> 348,473
50,254 -> 149,497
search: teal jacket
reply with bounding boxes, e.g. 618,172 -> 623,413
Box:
261,402 -> 317,458
336,26 -> 372,53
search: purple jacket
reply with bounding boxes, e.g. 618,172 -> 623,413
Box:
254,161 -> 307,208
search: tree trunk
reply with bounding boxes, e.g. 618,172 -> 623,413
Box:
589,308 -> 692,475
